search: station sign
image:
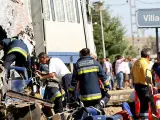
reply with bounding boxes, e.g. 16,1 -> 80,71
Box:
137,8 -> 160,28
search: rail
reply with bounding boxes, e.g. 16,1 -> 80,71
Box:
6,90 -> 53,107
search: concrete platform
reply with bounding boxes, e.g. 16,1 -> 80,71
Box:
108,89 -> 134,105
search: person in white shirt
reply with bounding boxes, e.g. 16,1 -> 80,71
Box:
103,58 -> 111,75
124,58 -> 131,89
115,55 -> 125,90
35,52 -> 72,114
103,58 -> 114,89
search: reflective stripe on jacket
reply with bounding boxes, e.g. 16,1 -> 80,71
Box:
2,38 -> 29,61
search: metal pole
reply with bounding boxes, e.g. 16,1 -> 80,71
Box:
99,0 -> 106,58
129,0 -> 134,47
156,28 -> 159,54
80,0 -> 88,48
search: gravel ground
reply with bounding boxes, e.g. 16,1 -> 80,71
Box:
104,106 -> 122,116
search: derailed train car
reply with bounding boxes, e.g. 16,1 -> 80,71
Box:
31,0 -> 96,63
0,0 -> 97,119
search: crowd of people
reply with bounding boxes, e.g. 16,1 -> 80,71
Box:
102,55 -> 137,90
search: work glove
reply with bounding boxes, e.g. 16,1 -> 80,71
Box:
104,85 -> 110,91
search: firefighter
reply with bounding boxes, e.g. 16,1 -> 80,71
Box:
0,25 -> 31,99
69,48 -> 110,108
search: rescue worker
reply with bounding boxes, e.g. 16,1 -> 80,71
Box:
153,52 -> 160,92
35,52 -> 72,113
0,25 -> 30,99
153,65 -> 160,93
69,48 -> 110,108
131,48 -> 152,120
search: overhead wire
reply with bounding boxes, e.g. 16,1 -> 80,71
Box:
100,0 -> 160,6
104,3 -> 127,6
136,0 -> 160,4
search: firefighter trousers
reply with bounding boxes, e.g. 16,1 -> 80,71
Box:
43,86 -> 63,113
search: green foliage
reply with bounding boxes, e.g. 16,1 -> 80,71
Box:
91,5 -> 137,61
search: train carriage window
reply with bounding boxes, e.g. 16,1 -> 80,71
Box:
42,0 -> 50,20
54,0 -> 65,22
75,0 -> 80,23
65,0 -> 76,22
50,0 -> 55,21
86,0 -> 91,23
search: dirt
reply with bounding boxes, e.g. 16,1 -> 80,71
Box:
104,106 -> 122,116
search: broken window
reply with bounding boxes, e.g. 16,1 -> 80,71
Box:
86,0 -> 91,23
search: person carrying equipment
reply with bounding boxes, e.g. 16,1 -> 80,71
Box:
131,48 -> 152,120
0,25 -> 31,99
69,48 -> 110,108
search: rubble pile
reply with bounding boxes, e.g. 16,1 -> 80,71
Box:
0,0 -> 33,38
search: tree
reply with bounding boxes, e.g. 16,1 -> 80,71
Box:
91,4 -> 137,61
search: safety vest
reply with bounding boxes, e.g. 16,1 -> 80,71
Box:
155,74 -> 160,90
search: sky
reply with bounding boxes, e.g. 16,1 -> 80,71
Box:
91,0 -> 160,37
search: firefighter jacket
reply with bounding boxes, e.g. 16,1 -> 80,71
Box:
0,38 -> 30,63
69,56 -> 109,101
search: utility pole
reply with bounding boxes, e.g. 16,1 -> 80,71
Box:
93,0 -> 106,58
128,0 -> 138,47
99,0 -> 106,58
